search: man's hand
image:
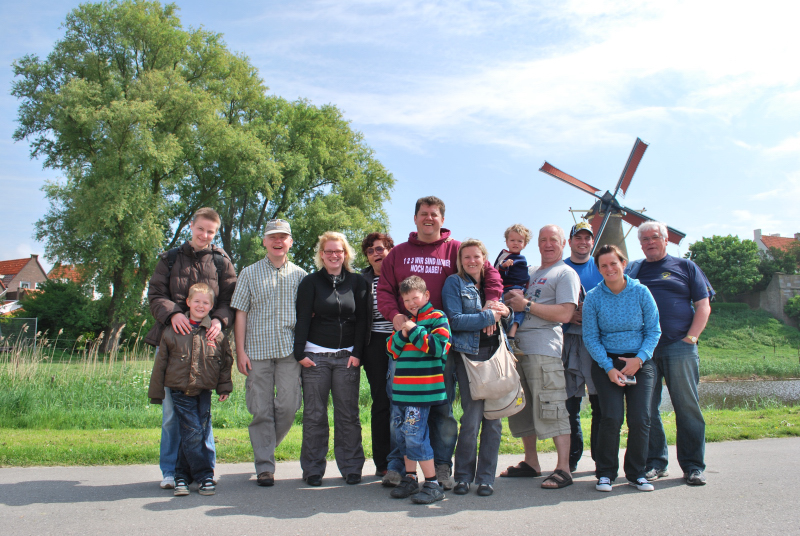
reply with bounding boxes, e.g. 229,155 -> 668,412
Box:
504,289 -> 528,312
237,351 -> 252,376
347,356 -> 360,368
171,313 -> 192,335
207,318 -> 222,340
219,394 -> 229,402
298,357 -> 316,368
393,314 -> 410,331
569,304 -> 583,325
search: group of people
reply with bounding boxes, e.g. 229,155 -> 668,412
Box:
146,195 -> 712,502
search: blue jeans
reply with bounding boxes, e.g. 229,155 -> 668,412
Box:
427,351 -> 458,468
160,386 -> 216,478
172,389 -> 214,484
392,405 -> 434,462
385,358 -> 405,474
647,340 -> 706,473
592,359 -> 656,482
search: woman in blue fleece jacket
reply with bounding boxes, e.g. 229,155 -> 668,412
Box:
582,244 -> 661,493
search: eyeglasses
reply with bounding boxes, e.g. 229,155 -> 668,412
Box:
367,246 -> 387,255
323,250 -> 345,257
640,235 -> 664,244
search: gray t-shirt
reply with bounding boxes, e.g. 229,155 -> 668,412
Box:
516,260 -> 580,358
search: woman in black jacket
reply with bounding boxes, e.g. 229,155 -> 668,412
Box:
295,231 -> 368,486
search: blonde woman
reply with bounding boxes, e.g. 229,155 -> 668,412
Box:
294,231 -> 368,486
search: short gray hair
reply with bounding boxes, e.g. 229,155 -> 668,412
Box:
638,221 -> 669,241
539,224 -> 565,243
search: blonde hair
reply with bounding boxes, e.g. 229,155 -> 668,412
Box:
399,275 -> 427,295
456,239 -> 489,280
504,223 -> 533,245
192,207 -> 221,225
314,231 -> 356,272
187,283 -> 215,305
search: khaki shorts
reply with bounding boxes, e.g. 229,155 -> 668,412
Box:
507,354 -> 571,441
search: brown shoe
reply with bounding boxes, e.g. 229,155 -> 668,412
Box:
257,471 -> 275,487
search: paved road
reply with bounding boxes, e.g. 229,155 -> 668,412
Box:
1,437 -> 797,535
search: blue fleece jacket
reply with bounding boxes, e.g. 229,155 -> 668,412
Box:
582,274 -> 661,373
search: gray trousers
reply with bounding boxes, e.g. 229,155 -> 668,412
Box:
453,347 -> 503,485
245,355 -> 302,475
300,353 -> 365,479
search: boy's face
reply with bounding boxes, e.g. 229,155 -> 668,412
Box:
186,292 -> 213,322
402,289 -> 430,316
506,230 -> 527,254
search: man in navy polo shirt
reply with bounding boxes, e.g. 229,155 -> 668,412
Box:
627,221 -> 711,486
562,222 -> 604,473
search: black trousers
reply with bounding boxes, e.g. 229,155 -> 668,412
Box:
362,332 -> 393,472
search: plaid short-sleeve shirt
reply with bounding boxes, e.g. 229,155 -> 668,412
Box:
230,257 -> 307,360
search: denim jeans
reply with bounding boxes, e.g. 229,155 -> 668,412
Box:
647,340 -> 706,473
384,357 -> 405,474
172,389 -> 214,484
392,405 -> 434,462
565,393 -> 601,468
591,359 -> 655,482
453,348 -> 503,485
427,350 -> 458,468
160,386 -> 216,478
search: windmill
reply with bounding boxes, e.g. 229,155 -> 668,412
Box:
539,138 -> 686,257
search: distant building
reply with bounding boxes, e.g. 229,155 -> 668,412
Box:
754,229 -> 800,253
0,255 -> 49,300
48,264 -> 84,284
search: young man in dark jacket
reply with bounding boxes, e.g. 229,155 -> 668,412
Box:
145,207 -> 237,490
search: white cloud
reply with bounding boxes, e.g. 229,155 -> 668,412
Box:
764,133 -> 800,156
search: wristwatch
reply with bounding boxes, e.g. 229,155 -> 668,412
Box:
686,335 -> 698,344
524,300 -> 532,313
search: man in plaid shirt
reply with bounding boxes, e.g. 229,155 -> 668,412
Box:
231,219 -> 307,487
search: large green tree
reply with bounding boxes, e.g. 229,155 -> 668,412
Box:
13,0 -> 393,348
686,235 -> 761,301
755,245 -> 800,291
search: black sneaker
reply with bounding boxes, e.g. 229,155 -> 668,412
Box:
411,481 -> 445,504
173,478 -> 189,496
198,478 -> 216,496
390,476 -> 419,498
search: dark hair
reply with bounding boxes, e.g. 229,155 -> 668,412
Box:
361,232 -> 395,256
415,196 -> 446,217
594,244 -> 628,267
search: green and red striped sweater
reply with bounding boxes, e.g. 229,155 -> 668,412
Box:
387,302 -> 452,407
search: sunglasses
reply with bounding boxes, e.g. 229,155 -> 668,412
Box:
367,246 -> 388,255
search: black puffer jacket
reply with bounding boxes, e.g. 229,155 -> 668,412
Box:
294,268 -> 368,360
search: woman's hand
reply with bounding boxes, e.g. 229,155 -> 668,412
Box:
218,394 -> 229,402
619,356 -> 642,376
206,318 -> 222,340
298,357 -> 316,368
607,368 -> 626,386
482,323 -> 496,335
347,356 -> 360,368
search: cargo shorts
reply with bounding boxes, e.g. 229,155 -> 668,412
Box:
507,354 -> 571,440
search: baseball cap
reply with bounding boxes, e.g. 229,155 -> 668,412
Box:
570,221 -> 594,238
264,218 -> 292,237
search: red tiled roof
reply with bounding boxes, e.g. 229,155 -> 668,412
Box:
0,258 -> 30,277
761,235 -> 799,252
48,264 -> 83,283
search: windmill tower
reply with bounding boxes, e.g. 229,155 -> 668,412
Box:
539,138 -> 686,255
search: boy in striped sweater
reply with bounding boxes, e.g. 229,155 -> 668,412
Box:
386,276 -> 452,504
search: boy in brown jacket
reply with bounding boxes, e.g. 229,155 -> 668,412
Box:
149,283 -> 233,496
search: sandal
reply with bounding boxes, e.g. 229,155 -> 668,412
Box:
500,461 -> 542,478
541,469 -> 573,489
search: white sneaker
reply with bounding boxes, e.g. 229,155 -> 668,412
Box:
595,477 -> 612,492
630,477 -> 654,491
160,476 -> 175,489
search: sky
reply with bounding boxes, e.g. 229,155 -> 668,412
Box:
2,0 -> 800,272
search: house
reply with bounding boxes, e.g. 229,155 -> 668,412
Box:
754,229 -> 800,253
0,255 -> 49,300
48,264 -> 84,284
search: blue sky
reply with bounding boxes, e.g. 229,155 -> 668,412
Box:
2,0 -> 800,271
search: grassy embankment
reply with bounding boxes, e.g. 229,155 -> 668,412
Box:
2,305 -> 800,466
